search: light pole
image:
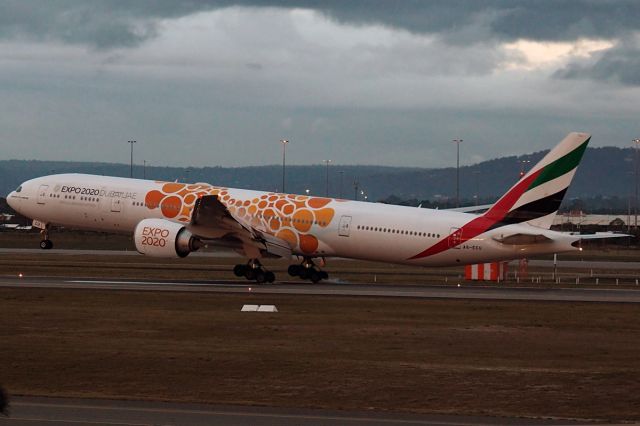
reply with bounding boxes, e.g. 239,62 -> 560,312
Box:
338,170 -> 344,199
452,139 -> 463,207
127,140 -> 136,178
354,179 -> 359,201
280,139 -> 289,193
323,159 -> 331,197
634,138 -> 640,229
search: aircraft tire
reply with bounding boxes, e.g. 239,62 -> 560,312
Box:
233,264 -> 246,277
40,240 -> 53,250
309,270 -> 321,283
287,265 -> 301,277
265,271 -> 275,283
299,267 -> 310,280
245,268 -> 256,281
254,270 -> 266,283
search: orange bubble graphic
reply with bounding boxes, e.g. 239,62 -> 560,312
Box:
299,234 -> 319,253
243,200 -> 251,206
161,196 -> 182,218
268,195 -> 278,202
184,194 -> 196,205
314,208 -> 335,226
270,218 -> 280,230
248,205 -> 257,215
145,190 -> 164,209
238,207 -> 246,217
283,204 -> 294,215
275,199 -> 287,210
276,229 -> 298,247
162,183 -> 185,193
308,197 -> 331,209
258,200 -> 268,209
293,209 -> 313,232
180,206 -> 191,217
263,208 -> 275,219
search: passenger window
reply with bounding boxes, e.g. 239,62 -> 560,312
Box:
15,186 -> 22,193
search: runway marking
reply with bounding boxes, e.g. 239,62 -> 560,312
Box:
10,401 -> 498,425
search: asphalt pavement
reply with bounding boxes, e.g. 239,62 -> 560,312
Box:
1,275 -> 640,303
0,396 -> 590,426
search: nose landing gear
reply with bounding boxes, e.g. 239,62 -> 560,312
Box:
39,228 -> 53,250
288,258 -> 328,283
233,259 -> 275,283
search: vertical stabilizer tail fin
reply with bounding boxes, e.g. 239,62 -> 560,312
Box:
482,132 -> 591,230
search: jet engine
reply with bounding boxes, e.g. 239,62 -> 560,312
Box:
134,218 -> 202,258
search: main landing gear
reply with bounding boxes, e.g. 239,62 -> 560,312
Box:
288,258 -> 328,283
233,259 -> 275,284
39,228 -> 53,250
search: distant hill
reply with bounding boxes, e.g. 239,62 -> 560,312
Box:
0,147 -> 636,202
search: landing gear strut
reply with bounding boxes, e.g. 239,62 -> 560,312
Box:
233,259 -> 275,284
39,228 -> 53,250
288,258 -> 328,283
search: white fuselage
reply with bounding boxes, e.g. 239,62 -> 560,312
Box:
6,174 -> 578,266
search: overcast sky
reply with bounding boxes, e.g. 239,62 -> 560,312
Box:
0,0 -> 638,168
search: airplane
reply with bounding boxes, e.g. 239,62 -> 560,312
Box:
7,132 -> 595,283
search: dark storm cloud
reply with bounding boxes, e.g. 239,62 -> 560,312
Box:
0,0 -> 215,48
312,0 -> 640,43
1,1 -> 638,49
555,38 -> 640,86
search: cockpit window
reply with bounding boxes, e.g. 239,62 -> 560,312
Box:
15,186 -> 22,193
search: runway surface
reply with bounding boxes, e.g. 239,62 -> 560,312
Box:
0,397 -> 587,425
1,275 -> 640,303
3,248 -> 640,269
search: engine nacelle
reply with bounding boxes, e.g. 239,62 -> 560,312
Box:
134,218 -> 202,258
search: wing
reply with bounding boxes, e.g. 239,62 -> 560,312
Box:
187,195 -> 292,258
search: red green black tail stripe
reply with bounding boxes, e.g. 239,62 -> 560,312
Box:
408,137 -> 589,260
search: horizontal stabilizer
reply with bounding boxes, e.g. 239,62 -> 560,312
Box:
565,232 -> 630,240
446,204 -> 492,214
493,233 -> 552,245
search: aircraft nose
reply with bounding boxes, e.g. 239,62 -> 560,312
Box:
6,192 -> 16,208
